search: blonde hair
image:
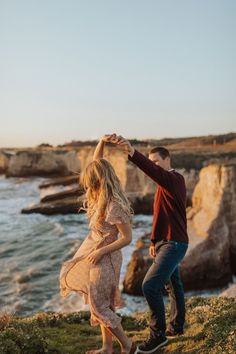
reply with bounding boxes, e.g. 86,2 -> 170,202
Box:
80,158 -> 133,227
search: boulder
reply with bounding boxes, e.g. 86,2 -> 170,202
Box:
123,234 -> 152,295
21,196 -> 85,215
21,192 -> 153,216
40,186 -> 84,203
127,193 -> 154,215
39,175 -> 80,189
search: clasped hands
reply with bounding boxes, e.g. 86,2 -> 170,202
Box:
101,134 -> 135,156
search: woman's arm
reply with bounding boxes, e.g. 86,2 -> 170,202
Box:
101,222 -> 132,253
93,134 -> 116,160
93,139 -> 105,160
87,222 -> 132,264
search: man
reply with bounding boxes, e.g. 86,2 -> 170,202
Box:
108,134 -> 189,354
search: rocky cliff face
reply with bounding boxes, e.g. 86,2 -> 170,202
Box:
0,151 -> 11,174
6,150 -> 70,177
183,163 -> 236,283
190,165 -> 229,236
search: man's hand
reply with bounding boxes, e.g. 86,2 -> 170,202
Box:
149,245 -> 156,257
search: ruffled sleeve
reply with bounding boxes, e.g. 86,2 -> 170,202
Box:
105,200 -> 131,225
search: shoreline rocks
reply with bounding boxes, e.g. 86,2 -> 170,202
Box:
21,195 -> 84,215
39,175 -> 80,189
21,192 -> 154,215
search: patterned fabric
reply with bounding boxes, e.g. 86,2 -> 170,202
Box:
59,199 -> 131,328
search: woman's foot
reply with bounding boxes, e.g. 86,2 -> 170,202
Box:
86,348 -> 114,354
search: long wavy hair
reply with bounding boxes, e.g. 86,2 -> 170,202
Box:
80,158 -> 133,227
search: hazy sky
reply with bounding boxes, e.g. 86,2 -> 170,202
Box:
1,0 -> 235,147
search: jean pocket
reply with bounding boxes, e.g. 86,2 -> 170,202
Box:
156,241 -> 178,255
163,240 -> 178,252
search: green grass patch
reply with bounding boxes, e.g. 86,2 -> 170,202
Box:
0,297 -> 235,354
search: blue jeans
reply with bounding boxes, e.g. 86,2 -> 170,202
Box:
142,240 -> 188,337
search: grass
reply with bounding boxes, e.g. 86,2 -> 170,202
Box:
0,297 -> 235,354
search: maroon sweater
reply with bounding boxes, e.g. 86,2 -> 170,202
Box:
129,149 -> 189,244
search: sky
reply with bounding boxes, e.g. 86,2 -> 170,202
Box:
0,0 -> 235,147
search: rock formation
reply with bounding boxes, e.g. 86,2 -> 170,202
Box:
182,163 -> 236,287
6,150 -> 70,177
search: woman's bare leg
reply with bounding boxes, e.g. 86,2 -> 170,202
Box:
101,325 -> 113,352
86,324 -> 113,354
108,323 -> 132,353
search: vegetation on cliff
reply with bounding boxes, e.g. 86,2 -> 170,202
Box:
0,297 -> 235,354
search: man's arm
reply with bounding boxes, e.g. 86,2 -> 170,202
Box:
128,149 -> 173,189
110,135 -> 174,189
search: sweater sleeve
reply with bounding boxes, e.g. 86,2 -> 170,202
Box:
128,149 -> 175,190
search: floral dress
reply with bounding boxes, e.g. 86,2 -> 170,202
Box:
59,199 -> 131,328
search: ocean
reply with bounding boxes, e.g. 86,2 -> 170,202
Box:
0,175 -> 152,316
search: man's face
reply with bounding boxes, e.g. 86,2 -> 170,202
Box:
148,152 -> 169,170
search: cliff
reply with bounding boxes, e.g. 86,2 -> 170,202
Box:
182,162 -> 236,286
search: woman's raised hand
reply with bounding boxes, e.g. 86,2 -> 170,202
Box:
101,134 -> 117,143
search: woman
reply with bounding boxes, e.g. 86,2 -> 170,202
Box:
60,135 -> 137,354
